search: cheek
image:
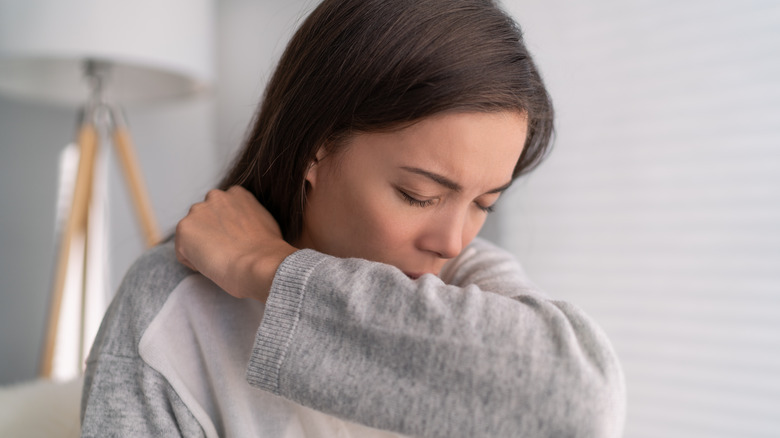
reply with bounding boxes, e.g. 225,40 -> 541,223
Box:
352,193 -> 418,254
308,164 -> 425,262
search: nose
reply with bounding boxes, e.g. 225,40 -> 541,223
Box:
417,211 -> 467,260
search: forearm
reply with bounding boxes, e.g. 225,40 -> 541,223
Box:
247,247 -> 626,438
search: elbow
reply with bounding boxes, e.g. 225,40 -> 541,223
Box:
544,302 -> 627,437
562,320 -> 627,437
536,346 -> 625,438
577,353 -> 626,438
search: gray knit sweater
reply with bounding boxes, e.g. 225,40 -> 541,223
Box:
80,238 -> 625,437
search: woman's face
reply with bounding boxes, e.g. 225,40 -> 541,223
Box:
297,111 -> 527,278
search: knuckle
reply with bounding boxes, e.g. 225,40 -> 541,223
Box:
205,189 -> 223,201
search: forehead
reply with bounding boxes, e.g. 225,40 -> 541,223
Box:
342,111 -> 528,185
392,110 -> 526,150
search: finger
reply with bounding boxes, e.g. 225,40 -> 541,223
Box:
205,188 -> 225,202
187,201 -> 205,216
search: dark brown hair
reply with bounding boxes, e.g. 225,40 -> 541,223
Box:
219,0 -> 554,242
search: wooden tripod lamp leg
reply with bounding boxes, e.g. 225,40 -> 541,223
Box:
112,110 -> 161,247
40,120 -> 99,378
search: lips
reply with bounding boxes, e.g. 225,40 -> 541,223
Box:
404,272 -> 424,280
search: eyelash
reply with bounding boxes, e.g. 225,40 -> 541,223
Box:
398,190 -> 495,213
399,190 -> 435,208
479,203 -> 496,214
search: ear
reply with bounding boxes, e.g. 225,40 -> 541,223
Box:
305,146 -> 329,188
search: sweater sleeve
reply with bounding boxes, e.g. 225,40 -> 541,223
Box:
246,238 -> 626,438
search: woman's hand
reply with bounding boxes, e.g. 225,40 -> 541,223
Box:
175,186 -> 297,302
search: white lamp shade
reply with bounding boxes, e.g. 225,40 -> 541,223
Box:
0,0 -> 215,105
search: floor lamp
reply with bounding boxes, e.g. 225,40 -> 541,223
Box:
0,0 -> 214,379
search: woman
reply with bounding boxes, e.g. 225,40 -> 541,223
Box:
81,0 -> 625,437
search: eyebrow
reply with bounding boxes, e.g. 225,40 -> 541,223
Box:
400,166 -> 513,195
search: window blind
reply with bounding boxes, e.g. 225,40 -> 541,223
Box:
497,1 -> 780,436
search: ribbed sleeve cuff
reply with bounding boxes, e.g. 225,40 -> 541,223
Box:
246,249 -> 326,394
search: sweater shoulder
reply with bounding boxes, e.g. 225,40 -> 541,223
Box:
87,241 -> 194,360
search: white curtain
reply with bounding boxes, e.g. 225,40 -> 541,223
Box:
51,141 -> 109,381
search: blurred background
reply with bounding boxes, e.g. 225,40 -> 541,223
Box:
0,0 -> 778,437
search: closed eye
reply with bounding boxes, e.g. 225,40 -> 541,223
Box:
398,189 -> 435,208
476,202 -> 495,214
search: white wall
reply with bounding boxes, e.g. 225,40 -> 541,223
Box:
215,0 -> 317,161
499,1 -> 780,437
